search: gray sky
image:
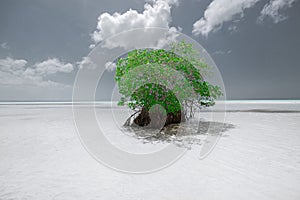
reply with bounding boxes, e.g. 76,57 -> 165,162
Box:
0,0 -> 299,101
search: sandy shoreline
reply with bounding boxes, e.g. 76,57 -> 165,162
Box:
0,102 -> 299,199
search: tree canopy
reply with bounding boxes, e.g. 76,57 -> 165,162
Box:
115,40 -> 222,123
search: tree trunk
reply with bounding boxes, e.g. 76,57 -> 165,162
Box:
133,107 -> 151,127
133,106 -> 184,129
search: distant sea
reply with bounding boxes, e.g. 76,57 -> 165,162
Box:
1,100 -> 300,113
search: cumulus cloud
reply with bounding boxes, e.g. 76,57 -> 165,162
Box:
104,61 -> 117,72
258,0 -> 298,23
77,57 -> 117,72
192,0 -> 259,36
156,26 -> 181,48
0,57 -> 27,73
91,0 -> 180,49
192,0 -> 298,36
76,57 -> 97,70
0,57 -> 74,87
34,58 -> 73,75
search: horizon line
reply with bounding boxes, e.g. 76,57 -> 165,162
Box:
1,100 -> 300,105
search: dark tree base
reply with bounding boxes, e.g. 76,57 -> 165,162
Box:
132,107 -> 184,129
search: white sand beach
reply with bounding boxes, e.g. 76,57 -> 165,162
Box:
0,101 -> 299,200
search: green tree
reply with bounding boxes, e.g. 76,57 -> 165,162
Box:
115,40 -> 222,128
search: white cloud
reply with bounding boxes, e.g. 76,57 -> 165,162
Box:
192,0 -> 298,36
0,57 -> 27,74
91,0 -> 180,49
77,57 -> 97,70
0,57 -> 74,87
89,44 -> 96,49
1,42 -> 9,49
34,58 -> 73,75
258,0 -> 298,23
157,26 -> 181,48
104,61 -> 117,72
192,0 -> 259,36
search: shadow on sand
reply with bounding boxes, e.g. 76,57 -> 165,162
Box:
123,120 -> 235,149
